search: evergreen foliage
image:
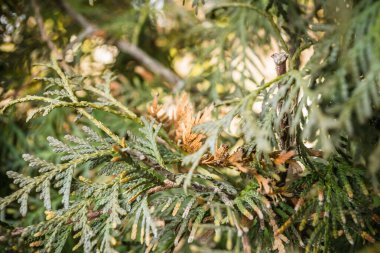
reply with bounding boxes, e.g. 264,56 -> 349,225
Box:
1,0 -> 380,252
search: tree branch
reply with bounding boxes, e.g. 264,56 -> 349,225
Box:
56,0 -> 183,91
118,146 -> 235,199
52,59 -> 122,144
11,209 -> 104,236
116,40 -> 183,89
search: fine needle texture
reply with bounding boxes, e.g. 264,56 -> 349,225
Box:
0,1 -> 379,253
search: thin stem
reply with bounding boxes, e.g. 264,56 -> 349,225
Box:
216,75 -> 285,108
1,95 -> 133,121
1,95 -> 54,113
290,42 -> 314,70
247,72 -> 289,100
52,59 -> 121,144
83,85 -> 142,125
50,101 -> 136,119
239,72 -> 287,118
79,110 -> 121,144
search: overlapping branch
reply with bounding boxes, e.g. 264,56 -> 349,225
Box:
56,0 -> 183,91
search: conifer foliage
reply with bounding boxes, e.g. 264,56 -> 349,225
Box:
1,0 -> 380,252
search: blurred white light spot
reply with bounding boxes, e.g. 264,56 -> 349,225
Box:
228,116 -> 241,137
150,0 -> 164,10
92,45 -> 118,65
252,101 -> 262,114
174,54 -> 194,77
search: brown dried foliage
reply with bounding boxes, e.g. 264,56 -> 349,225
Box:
148,93 -> 211,153
148,94 -> 286,193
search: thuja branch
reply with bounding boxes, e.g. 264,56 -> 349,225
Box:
51,60 -> 122,145
117,146 -> 235,200
0,149 -> 113,210
83,85 -> 142,125
246,71 -> 291,101
1,61 -> 140,145
209,2 -> 289,54
1,95 -> 138,121
11,208 -> 102,237
290,42 -> 314,70
46,101 -> 134,119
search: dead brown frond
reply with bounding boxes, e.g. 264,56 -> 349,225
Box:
147,94 -> 289,196
148,93 -> 212,153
